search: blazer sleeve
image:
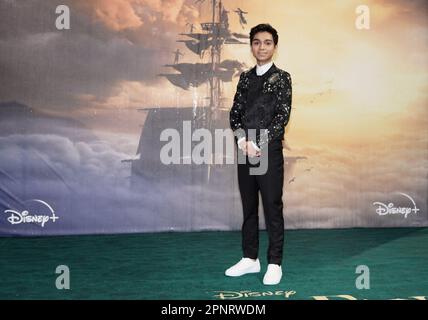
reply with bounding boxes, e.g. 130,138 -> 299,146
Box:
229,72 -> 247,142
255,71 -> 292,150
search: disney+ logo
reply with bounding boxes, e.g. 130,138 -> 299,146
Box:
3,199 -> 59,227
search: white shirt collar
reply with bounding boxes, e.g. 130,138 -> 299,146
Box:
256,61 -> 273,76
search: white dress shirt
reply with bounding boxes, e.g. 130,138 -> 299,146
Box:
256,60 -> 273,76
237,60 -> 274,152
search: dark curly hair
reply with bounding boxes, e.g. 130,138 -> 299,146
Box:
249,24 -> 278,46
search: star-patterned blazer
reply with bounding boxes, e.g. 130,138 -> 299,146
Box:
229,63 -> 292,150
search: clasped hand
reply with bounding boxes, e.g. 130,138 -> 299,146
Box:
239,140 -> 261,157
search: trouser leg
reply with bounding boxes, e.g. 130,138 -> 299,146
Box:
237,151 -> 260,259
257,140 -> 284,265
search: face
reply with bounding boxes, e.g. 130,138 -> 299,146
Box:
251,31 -> 276,65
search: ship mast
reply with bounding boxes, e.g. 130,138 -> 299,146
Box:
208,0 -> 221,112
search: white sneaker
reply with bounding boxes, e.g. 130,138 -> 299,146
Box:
263,264 -> 282,285
225,257 -> 261,277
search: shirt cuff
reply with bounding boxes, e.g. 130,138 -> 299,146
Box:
237,137 -> 246,150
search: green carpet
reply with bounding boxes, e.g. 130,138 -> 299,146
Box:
0,228 -> 427,300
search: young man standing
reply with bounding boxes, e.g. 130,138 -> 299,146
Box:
226,24 -> 292,285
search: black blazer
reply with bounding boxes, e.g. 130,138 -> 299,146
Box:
229,63 -> 292,150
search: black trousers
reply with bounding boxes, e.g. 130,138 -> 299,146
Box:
237,139 -> 284,265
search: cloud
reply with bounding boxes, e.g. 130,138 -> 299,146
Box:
0,129 -> 243,235
373,0 -> 428,26
76,0 -> 144,31
0,0 -> 200,110
74,0 -> 197,31
283,129 -> 428,229
0,126 -> 426,237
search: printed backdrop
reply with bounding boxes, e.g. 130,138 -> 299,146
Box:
0,0 -> 427,236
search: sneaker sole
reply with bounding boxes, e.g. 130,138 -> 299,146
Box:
225,267 -> 261,277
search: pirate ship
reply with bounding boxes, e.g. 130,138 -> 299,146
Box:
130,0 -> 248,188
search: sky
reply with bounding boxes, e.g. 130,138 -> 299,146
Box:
0,0 -> 427,138
0,0 -> 427,231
